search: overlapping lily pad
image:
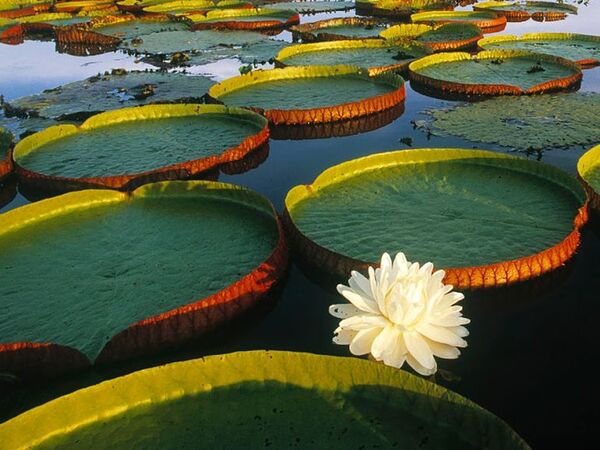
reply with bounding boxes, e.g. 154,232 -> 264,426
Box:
284,148 -> 587,289
474,1 -> 577,22
0,182 -> 287,378
411,10 -> 507,33
381,22 -> 483,51
188,7 -> 299,32
290,17 -> 387,42
357,0 -> 453,20
53,0 -> 117,14
13,104 -> 269,191
422,93 -> 600,152
409,50 -> 582,98
0,351 -> 530,448
209,65 -> 406,125
479,33 -> 600,68
86,13 -> 190,41
116,0 -> 176,12
275,39 -> 431,74
0,0 -> 49,19
144,0 -> 250,15
267,0 -> 355,13
0,17 -> 23,42
578,144 -> 600,212
0,127 -> 13,180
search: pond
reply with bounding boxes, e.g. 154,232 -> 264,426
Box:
1,1 -> 599,448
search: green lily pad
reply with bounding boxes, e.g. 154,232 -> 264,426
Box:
3,70 -> 214,121
0,0 -> 49,12
267,0 -> 355,13
409,50 -> 581,95
358,0 -> 452,19
13,104 -> 268,181
0,351 -> 530,449
276,39 -> 430,73
478,33 -> 600,67
285,149 -> 584,276
424,93 -> 600,151
290,17 -> 387,41
411,10 -> 506,33
577,144 -> 600,210
143,0 -> 248,14
92,17 -> 189,40
116,0 -> 176,10
474,1 -> 577,17
381,23 -> 483,51
0,182 -> 281,362
187,7 -> 298,29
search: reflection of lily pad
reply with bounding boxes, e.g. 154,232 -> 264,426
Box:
424,93 -> 600,152
267,0 -> 355,13
0,351 -> 530,449
0,182 -> 287,376
479,33 -> 600,68
276,39 -> 431,74
3,70 -> 214,121
0,127 -> 13,180
188,7 -> 299,32
284,148 -> 587,289
209,65 -> 405,125
474,1 -> 577,22
290,17 -> 387,42
578,144 -> 600,212
381,22 -> 482,51
14,104 -> 269,190
409,50 -> 581,97
411,10 -> 506,33
123,29 -> 287,66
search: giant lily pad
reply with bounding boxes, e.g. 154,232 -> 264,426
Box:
408,50 -> 582,97
411,10 -> 507,33
209,65 -> 406,125
53,0 -> 117,14
0,0 -> 49,18
422,93 -> 600,152
87,13 -> 190,41
0,183 -> 287,377
3,70 -> 215,121
144,0 -> 250,15
0,127 -> 13,180
0,351 -> 530,449
578,144 -> 600,213
474,1 -> 577,22
290,17 -> 387,42
116,0 -> 176,12
478,33 -> 600,68
275,39 -> 431,75
381,22 -> 483,51
266,0 -> 355,13
13,104 -> 269,191
284,148 -> 587,289
188,7 -> 299,32
358,0 -> 453,20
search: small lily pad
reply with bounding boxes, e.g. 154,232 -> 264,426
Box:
411,10 -> 507,33
0,351 -> 530,449
284,148 -> 587,288
290,17 -> 387,42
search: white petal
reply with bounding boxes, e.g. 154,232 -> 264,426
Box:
429,313 -> 471,327
328,303 -> 362,319
406,353 -> 437,376
415,323 -> 467,348
438,291 -> 465,309
333,328 -> 358,345
339,314 -> 388,331
348,271 -> 372,297
382,331 -> 408,368
370,325 -> 397,360
349,327 -> 381,355
423,336 -> 461,359
404,331 -> 436,370
450,326 -> 470,338
336,285 -> 379,314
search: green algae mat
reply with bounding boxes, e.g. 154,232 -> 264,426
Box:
290,17 -> 388,42
284,149 -> 587,289
423,92 -> 600,151
275,39 -> 430,74
13,104 -> 269,190
0,182 -> 286,374
409,50 -> 582,96
0,351 -> 530,449
4,70 -> 215,121
381,22 -> 483,51
478,33 -> 600,68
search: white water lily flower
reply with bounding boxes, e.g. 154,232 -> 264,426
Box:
329,252 -> 469,376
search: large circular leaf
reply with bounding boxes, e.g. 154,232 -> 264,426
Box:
381,22 -> 483,51
284,148 -> 587,289
478,33 -> 600,68
357,0 -> 453,20
87,13 -> 190,41
266,0 -> 355,13
578,144 -> 600,213
290,17 -> 388,42
275,39 -> 431,74
187,7 -> 300,32
0,182 -> 288,377
0,351 -> 530,449
143,0 -> 250,15
474,1 -> 577,22
409,50 -> 582,97
209,65 -> 406,125
0,127 -> 13,180
411,10 -> 507,33
13,104 -> 269,191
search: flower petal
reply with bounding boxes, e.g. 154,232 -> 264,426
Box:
423,336 -> 461,359
429,313 -> 470,327
328,303 -> 362,319
333,328 -> 358,345
404,331 -> 436,370
336,285 -> 379,314
349,327 -> 381,356
406,353 -> 437,376
370,325 -> 397,360
415,323 -> 467,348
339,314 -> 388,331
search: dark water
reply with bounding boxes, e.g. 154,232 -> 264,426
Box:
1,4 -> 600,449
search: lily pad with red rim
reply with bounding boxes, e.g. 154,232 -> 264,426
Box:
188,7 -> 299,32
0,182 -> 288,378
143,0 -> 251,15
12,104 -> 269,191
381,22 -> 483,51
577,144 -> 600,214
411,10 -> 507,33
357,0 -> 453,20
474,1 -> 577,22
0,351 -> 530,449
284,148 -> 588,289
289,17 -> 388,42
266,0 -> 355,13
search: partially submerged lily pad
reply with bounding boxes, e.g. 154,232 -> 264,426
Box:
209,65 -> 406,125
423,93 -> 600,152
411,10 -> 507,33
474,1 -> 577,22
290,17 -> 387,42
284,148 -> 587,289
0,182 -> 287,377
381,22 -> 483,51
13,104 -> 269,190
479,33 -> 600,68
577,144 -> 600,212
275,39 -> 431,74
266,0 -> 355,13
0,127 -> 13,180
188,7 -> 299,32
409,50 -> 582,97
3,70 -> 214,121
0,351 -> 530,449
